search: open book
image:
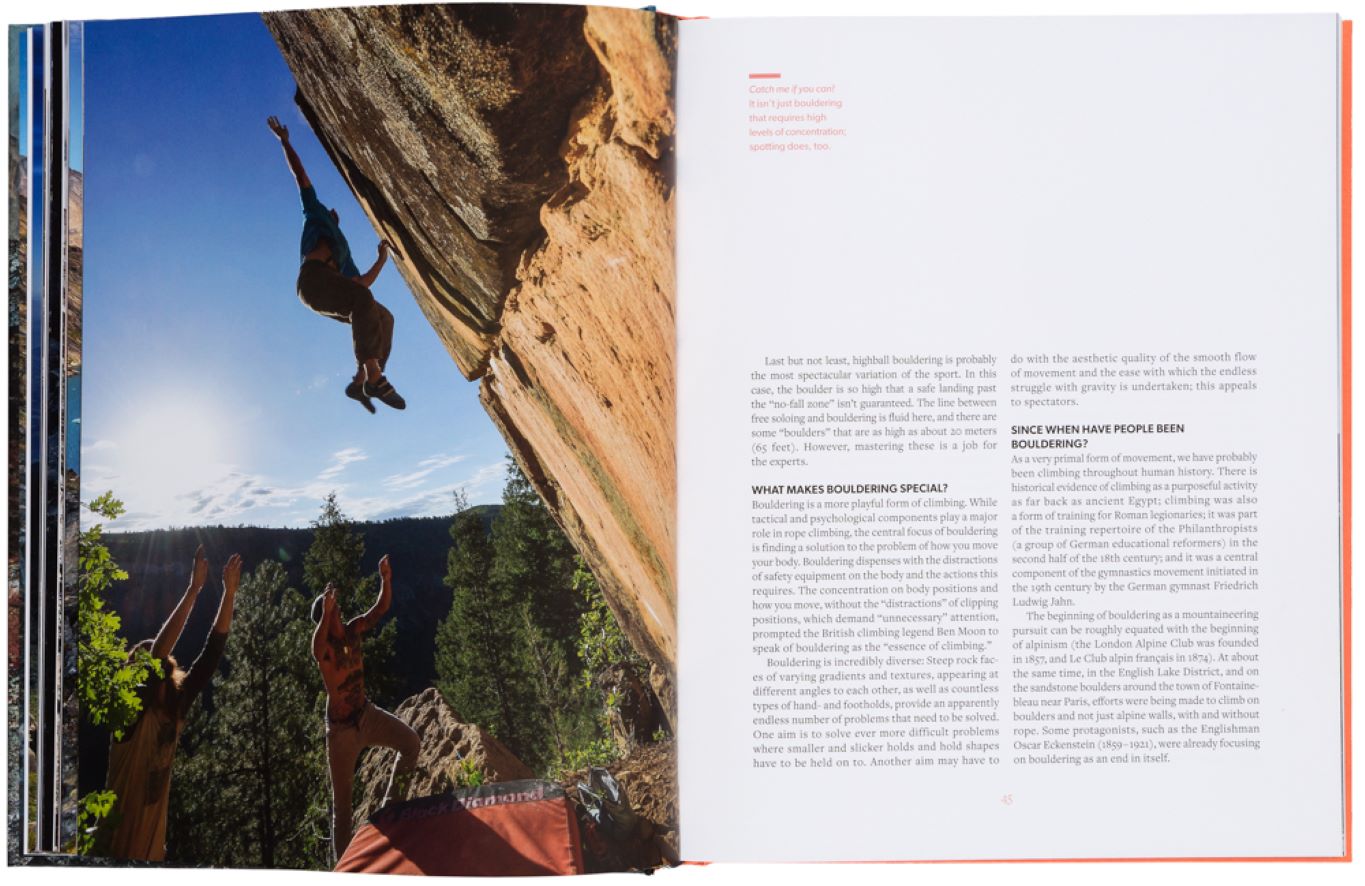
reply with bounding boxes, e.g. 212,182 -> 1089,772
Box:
8,3 -> 1349,872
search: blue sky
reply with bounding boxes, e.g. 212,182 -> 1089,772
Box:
70,23 -> 82,170
79,13 -> 510,531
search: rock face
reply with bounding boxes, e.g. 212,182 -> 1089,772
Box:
352,687 -> 532,825
263,5 -> 677,710
598,663 -> 663,754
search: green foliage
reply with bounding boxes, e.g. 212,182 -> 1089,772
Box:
560,737 -> 618,773
435,487 -> 540,762
303,494 -> 400,709
362,618 -> 401,709
574,559 -> 644,689
76,789 -> 117,856
435,464 -> 641,776
167,561 -> 330,869
77,492 -> 163,741
453,756 -> 485,789
571,558 -> 663,763
75,492 -> 167,857
490,465 -> 582,660
88,490 -> 125,522
99,512 -> 497,704
520,602 -> 581,767
303,493 -> 366,604
167,494 -> 409,868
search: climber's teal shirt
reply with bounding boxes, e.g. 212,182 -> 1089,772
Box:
300,185 -> 360,278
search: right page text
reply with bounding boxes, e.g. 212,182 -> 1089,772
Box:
677,15 -> 1345,862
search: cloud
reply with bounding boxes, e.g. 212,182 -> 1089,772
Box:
82,462 -> 121,486
173,468 -> 338,526
382,452 -> 468,491
178,471 -> 272,520
85,439 -> 118,453
295,373 -> 331,396
463,461 -> 506,494
343,461 -> 503,522
353,484 -> 473,522
420,453 -> 466,469
96,449 -> 510,532
317,447 -> 367,481
102,510 -> 162,533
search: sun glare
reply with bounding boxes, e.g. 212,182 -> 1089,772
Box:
93,391 -> 242,521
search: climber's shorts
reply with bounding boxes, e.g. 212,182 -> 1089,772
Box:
297,258 -> 393,366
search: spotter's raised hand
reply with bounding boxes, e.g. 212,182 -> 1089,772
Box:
190,544 -> 209,592
222,554 -> 243,595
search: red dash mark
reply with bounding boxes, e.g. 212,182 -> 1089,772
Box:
748,73 -> 781,80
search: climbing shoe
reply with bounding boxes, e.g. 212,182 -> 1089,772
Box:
364,376 -> 407,411
345,380 -> 376,414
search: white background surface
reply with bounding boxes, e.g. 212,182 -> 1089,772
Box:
676,11 -> 1342,861
3,0 -> 1361,884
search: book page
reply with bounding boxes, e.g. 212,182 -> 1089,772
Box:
676,14 -> 1345,861
12,4 -> 681,873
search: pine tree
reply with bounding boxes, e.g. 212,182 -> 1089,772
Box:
491,461 -> 598,770
434,490 -> 541,763
490,460 -> 582,670
303,493 -> 365,605
167,561 -> 331,869
434,465 -> 621,773
519,600 -> 611,771
302,493 -> 401,709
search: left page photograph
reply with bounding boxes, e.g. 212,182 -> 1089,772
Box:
7,4 -> 678,874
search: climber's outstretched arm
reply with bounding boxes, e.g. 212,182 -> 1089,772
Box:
354,555 -> 393,634
178,555 -> 240,715
268,115 -> 311,191
352,242 -> 390,288
151,545 -> 209,660
312,587 -> 338,662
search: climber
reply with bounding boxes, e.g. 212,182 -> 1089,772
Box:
267,114 -> 405,412
311,554 -> 421,862
103,548 -> 242,861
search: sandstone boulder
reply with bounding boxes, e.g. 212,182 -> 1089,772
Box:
352,687 -> 532,825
